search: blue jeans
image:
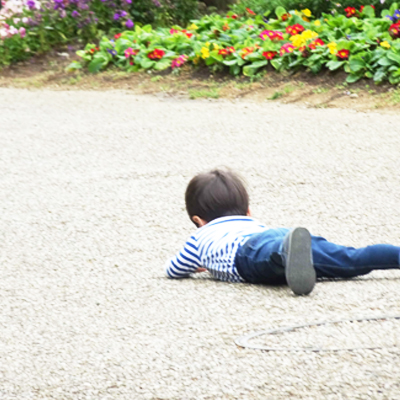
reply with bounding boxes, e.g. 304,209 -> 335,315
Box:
235,228 -> 400,284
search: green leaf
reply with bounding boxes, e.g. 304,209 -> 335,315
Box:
275,6 -> 287,19
349,58 -> 365,73
378,57 -> 394,66
243,65 -> 256,76
223,59 -> 238,66
373,69 -> 387,83
65,61 -> 82,72
387,51 -> 400,66
326,60 -> 345,71
88,56 -> 108,73
270,58 -> 282,71
154,60 -> 170,70
346,73 -> 363,83
230,64 -> 241,76
361,5 -> 375,18
141,58 -> 155,69
250,60 -> 268,68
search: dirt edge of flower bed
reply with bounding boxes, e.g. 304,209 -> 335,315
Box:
1,49 -> 400,113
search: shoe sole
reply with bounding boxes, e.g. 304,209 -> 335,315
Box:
284,227 -> 316,296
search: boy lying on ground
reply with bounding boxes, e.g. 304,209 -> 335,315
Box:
165,169 -> 400,295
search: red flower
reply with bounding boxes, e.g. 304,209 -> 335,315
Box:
246,7 -> 256,15
148,49 -> 165,60
227,13 -> 238,19
286,24 -> 304,35
181,29 -> 193,38
360,5 -> 375,12
262,51 -> 277,60
281,13 -> 291,21
344,6 -> 357,17
337,49 -> 349,59
222,23 -> 229,31
218,46 -> 235,57
309,38 -> 325,49
389,22 -> 400,38
114,33 -> 122,39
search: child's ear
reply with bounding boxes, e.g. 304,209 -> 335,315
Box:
192,215 -> 208,227
246,208 -> 252,217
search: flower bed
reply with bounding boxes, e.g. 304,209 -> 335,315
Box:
0,0 -> 199,66
71,3 -> 400,84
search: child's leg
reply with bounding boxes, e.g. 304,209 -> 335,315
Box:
311,236 -> 400,278
235,228 -> 290,285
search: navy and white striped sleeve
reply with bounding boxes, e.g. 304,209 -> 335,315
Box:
165,237 -> 202,279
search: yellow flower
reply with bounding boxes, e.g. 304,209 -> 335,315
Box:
205,41 -> 210,47
213,43 -> 219,50
201,47 -> 210,59
188,23 -> 198,30
302,16 -> 310,22
302,8 -> 312,17
314,20 -> 321,26
290,34 -> 306,48
327,42 -> 337,55
302,30 -> 318,40
380,41 -> 391,49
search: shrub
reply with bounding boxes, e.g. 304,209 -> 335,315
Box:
230,0 -> 400,18
0,0 -> 200,66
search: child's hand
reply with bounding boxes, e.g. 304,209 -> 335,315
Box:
195,267 -> 207,273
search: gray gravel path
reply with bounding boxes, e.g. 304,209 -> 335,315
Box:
1,88 -> 400,400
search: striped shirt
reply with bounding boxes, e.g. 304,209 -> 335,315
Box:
165,216 -> 268,283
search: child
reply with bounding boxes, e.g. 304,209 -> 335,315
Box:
165,169 -> 400,295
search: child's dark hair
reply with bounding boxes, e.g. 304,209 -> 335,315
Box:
185,169 -> 249,224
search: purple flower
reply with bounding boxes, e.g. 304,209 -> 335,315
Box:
126,19 -> 134,28
386,14 -> 395,21
152,0 -> 161,6
54,0 -> 65,10
125,0 -> 132,3
394,9 -> 400,18
120,10 -> 127,17
27,0 -> 36,9
107,49 -> 117,56
262,16 -> 269,23
71,10 -> 80,17
113,12 -> 120,20
60,9 -> 67,17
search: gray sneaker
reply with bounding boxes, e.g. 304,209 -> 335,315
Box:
282,227 -> 316,295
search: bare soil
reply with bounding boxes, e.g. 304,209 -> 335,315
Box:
1,46 -> 400,112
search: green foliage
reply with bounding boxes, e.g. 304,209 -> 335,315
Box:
71,2 -> 400,85
230,0 -> 400,18
0,0 -> 200,66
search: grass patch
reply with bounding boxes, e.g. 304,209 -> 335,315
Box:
283,85 -> 296,94
268,91 -> 283,100
151,75 -> 164,82
188,88 -> 220,99
312,87 -> 329,94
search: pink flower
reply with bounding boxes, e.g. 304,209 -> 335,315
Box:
19,27 -> 26,38
260,30 -> 284,41
280,43 -> 295,56
124,47 -> 139,58
171,55 -> 188,69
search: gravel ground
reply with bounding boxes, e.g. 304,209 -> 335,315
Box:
1,88 -> 400,400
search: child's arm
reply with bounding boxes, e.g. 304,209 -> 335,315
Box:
165,238 -> 204,278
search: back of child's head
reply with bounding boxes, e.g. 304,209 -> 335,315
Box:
185,169 -> 249,224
